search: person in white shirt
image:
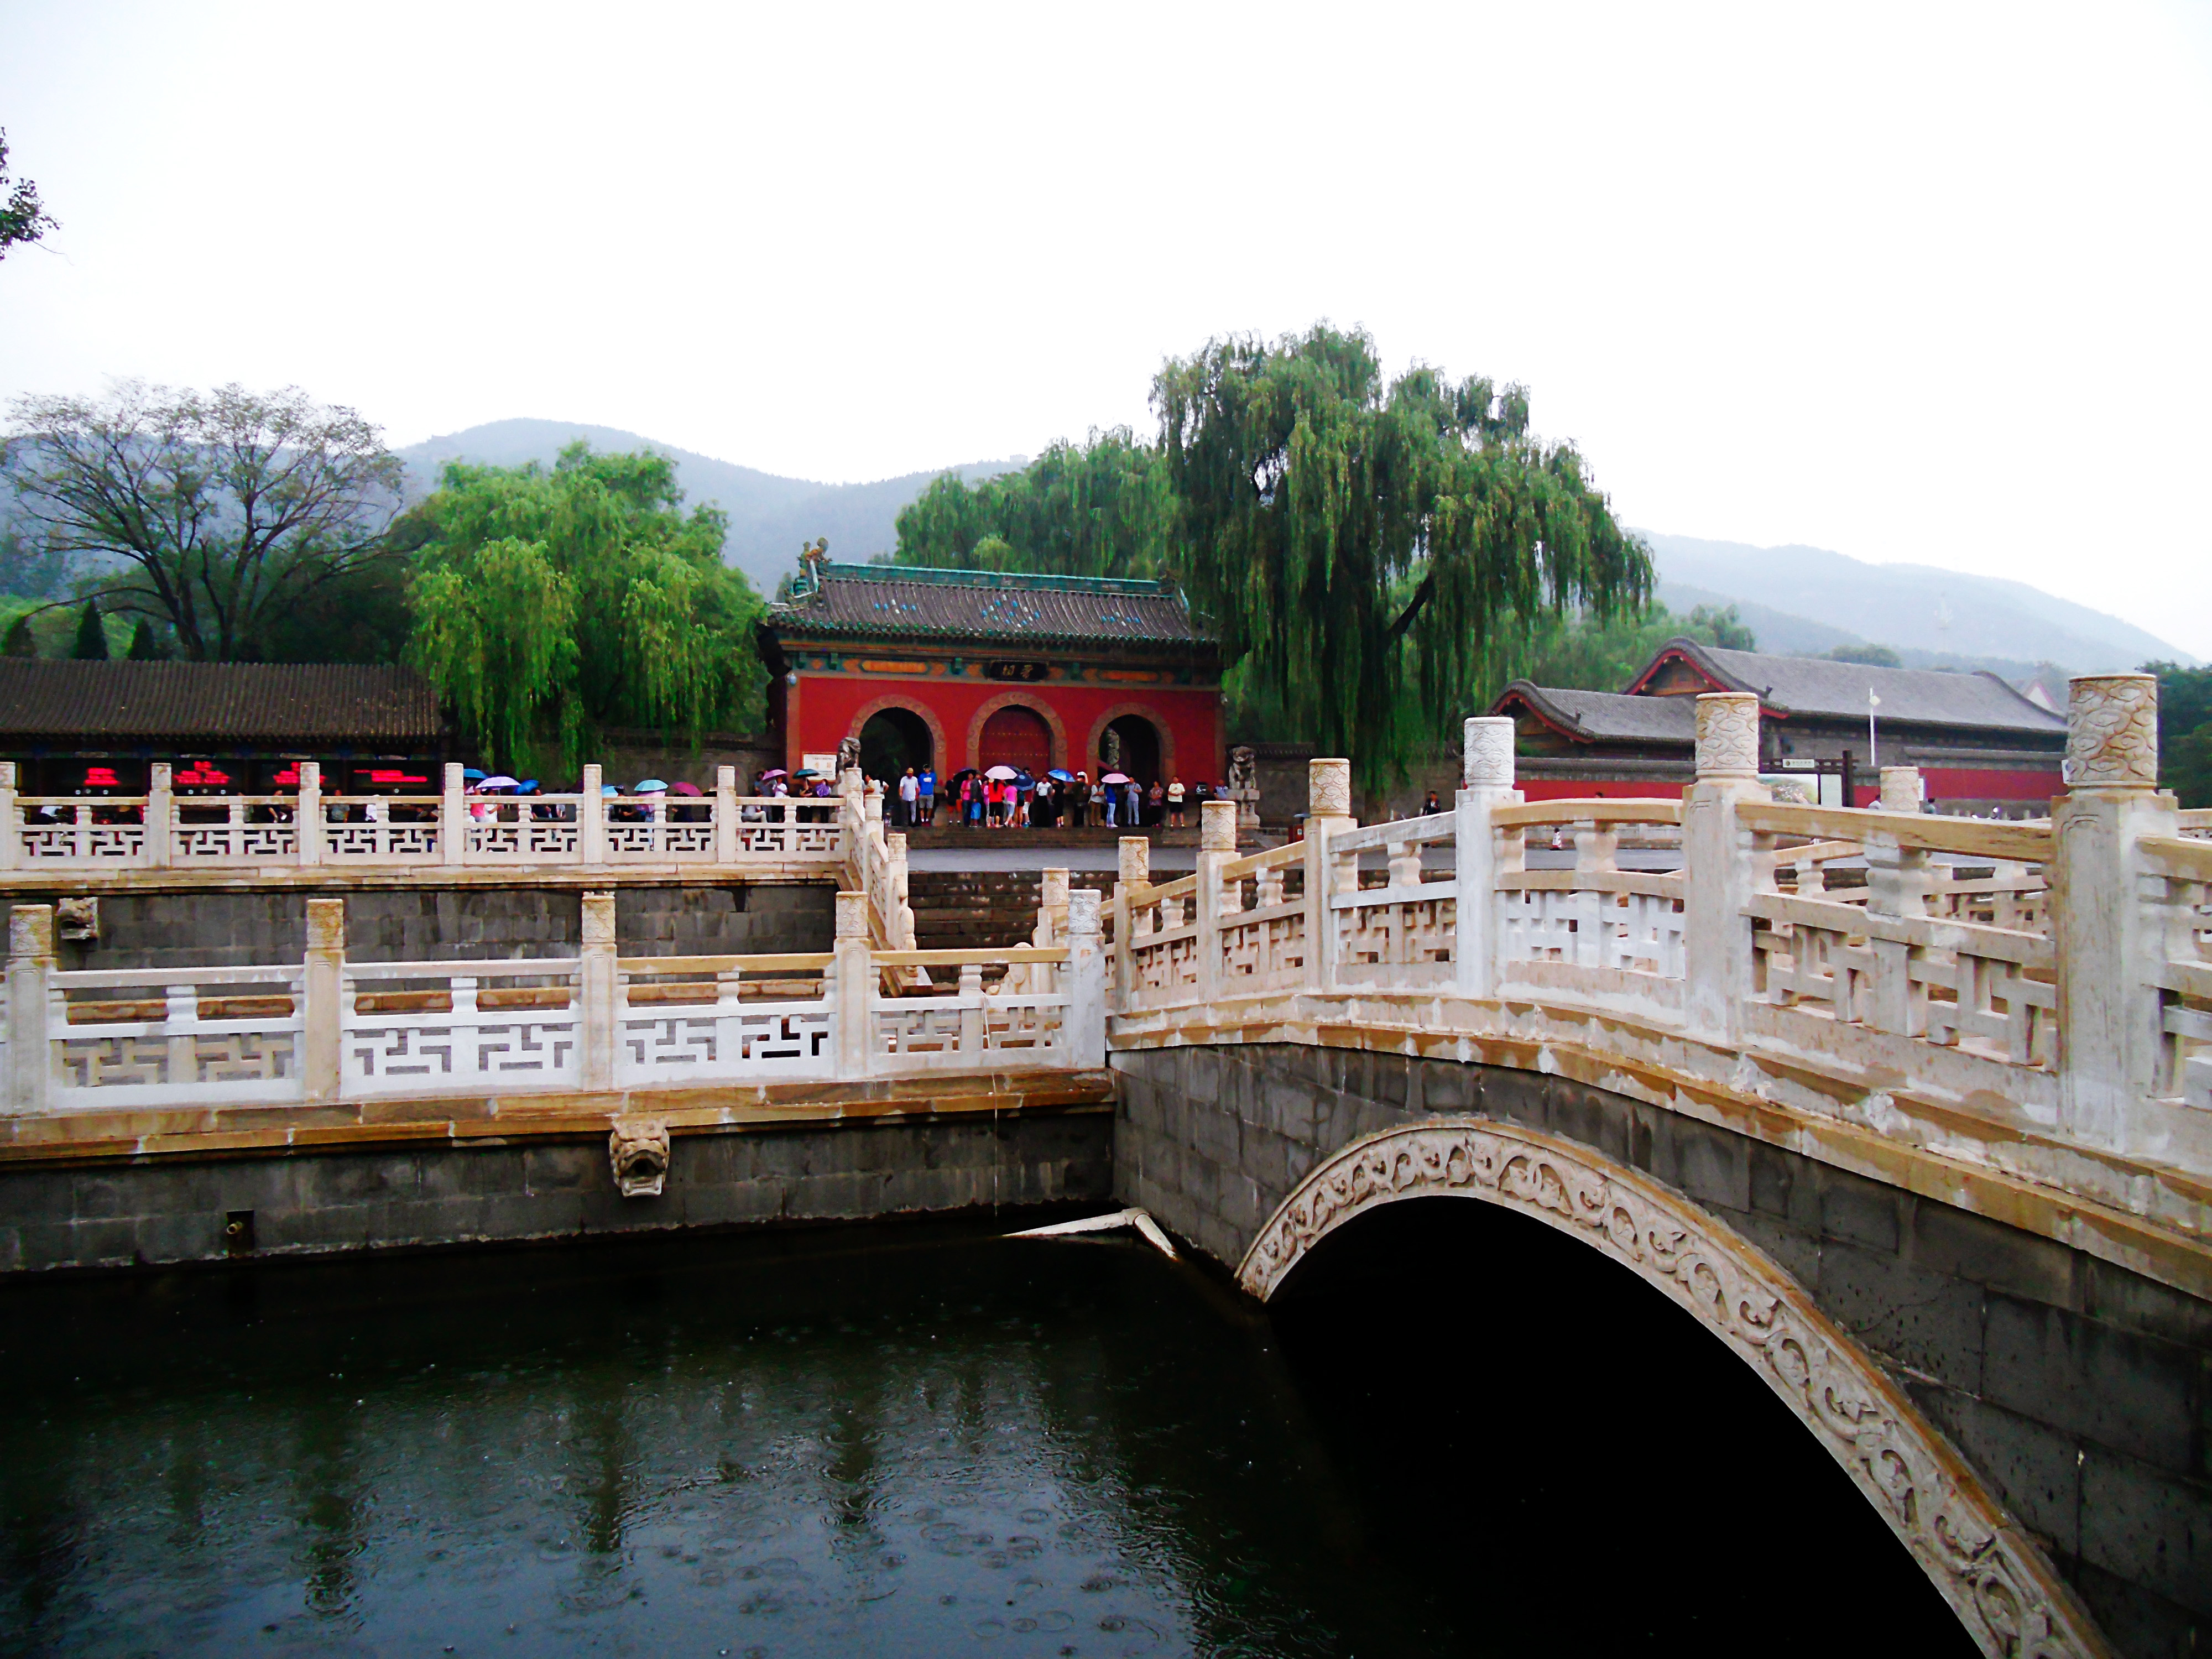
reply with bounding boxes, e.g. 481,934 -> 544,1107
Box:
898,767 -> 919,829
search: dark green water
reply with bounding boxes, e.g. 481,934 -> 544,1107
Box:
0,1204 -> 1971,1657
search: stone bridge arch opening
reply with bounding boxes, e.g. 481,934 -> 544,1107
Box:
1243,1118 -> 2101,1659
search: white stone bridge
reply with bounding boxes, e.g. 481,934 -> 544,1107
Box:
3,673 -> 2209,1658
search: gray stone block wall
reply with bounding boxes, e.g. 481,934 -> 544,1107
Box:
1113,1043 -> 2211,1659
0,1110 -> 1110,1274
41,884 -> 834,971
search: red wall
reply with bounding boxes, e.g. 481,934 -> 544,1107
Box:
789,673 -> 1224,782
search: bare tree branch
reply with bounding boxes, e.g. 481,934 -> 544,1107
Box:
2,381 -> 405,660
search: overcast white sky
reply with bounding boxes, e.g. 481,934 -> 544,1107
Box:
3,2 -> 2208,654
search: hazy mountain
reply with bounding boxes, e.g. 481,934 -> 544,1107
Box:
398,419 -> 1021,597
1639,532 -> 2195,673
394,425 -> 2195,676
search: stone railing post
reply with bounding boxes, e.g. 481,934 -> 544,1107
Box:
1303,759 -> 1357,992
1037,867 -> 1070,948
1453,717 -> 1523,999
2052,673 -> 2174,1152
580,890 -> 617,1091
1861,764 -> 1937,1035
441,763 -> 467,866
302,896 -> 343,1104
833,890 -> 873,1078
886,831 -> 913,948
1196,799 -> 1238,1001
580,764 -> 607,866
295,762 -> 324,867
0,762 -> 16,872
957,962 -> 985,1057
7,904 -> 55,1113
1113,834 -> 1150,1008
1066,888 -> 1105,1066
144,761 -> 173,868
714,764 -> 738,863
1682,693 -> 1770,1045
1879,766 -> 1923,815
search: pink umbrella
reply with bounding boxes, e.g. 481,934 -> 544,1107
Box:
1101,772 -> 1132,785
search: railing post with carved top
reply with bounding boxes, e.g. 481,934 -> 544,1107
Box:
145,761 -> 172,868
833,890 -> 872,1078
1879,766 -> 1923,815
1066,889 -> 1105,1067
7,904 -> 54,1114
1682,693 -> 1770,1045
1113,836 -> 1149,1008
2053,673 -> 2174,1152
714,765 -> 738,863
302,896 -> 343,1104
1454,717 -> 1521,999
580,890 -> 617,1091
1196,800 -> 1238,1003
295,762 -> 324,867
1304,760 -> 1357,993
0,763 -> 16,872
441,763 -> 467,866
580,764 -> 607,866
1863,766 -> 1936,1036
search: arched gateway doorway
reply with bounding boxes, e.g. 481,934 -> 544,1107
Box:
1244,1118 -> 2100,1658
1099,714 -> 1160,786
858,706 -> 932,786
978,704 -> 1053,777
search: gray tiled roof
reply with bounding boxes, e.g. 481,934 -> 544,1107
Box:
1663,640 -> 2066,733
768,563 -> 1209,646
1493,682 -> 1698,744
0,661 -> 444,743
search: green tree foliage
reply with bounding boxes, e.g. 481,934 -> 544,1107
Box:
2146,661 -> 2212,808
0,131 -> 58,259
406,445 -> 765,773
1156,325 -> 1650,789
1827,641 -> 1903,667
1689,604 -> 1757,652
2,609 -> 35,657
127,618 -> 168,660
891,430 -> 1175,579
70,597 -> 108,660
2,381 -> 404,660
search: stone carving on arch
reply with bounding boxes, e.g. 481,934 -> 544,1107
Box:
1238,1118 -> 2107,1659
966,691 -> 1069,774
844,695 -> 952,777
1083,702 -> 1177,781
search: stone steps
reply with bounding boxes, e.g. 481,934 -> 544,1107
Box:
905,869 -> 1109,952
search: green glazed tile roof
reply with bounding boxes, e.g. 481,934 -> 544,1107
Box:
766,563 -> 1211,647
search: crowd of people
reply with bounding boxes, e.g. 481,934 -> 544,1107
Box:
880,766 -> 1227,831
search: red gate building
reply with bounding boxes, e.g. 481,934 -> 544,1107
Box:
758,557 -> 1224,790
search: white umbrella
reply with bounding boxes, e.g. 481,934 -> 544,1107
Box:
984,764 -> 1020,781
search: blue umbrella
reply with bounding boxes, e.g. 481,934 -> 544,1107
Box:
461,768 -> 487,781
634,778 -> 668,793
602,785 -> 622,797
1047,769 -> 1074,782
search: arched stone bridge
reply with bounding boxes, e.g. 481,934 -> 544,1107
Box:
2,675 -> 2208,1656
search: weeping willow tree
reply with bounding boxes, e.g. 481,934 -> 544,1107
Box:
405,445 -> 765,774
1155,325 -> 1652,792
890,428 -> 1176,578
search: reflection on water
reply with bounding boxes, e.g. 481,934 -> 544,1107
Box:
0,1204 -> 1972,1657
